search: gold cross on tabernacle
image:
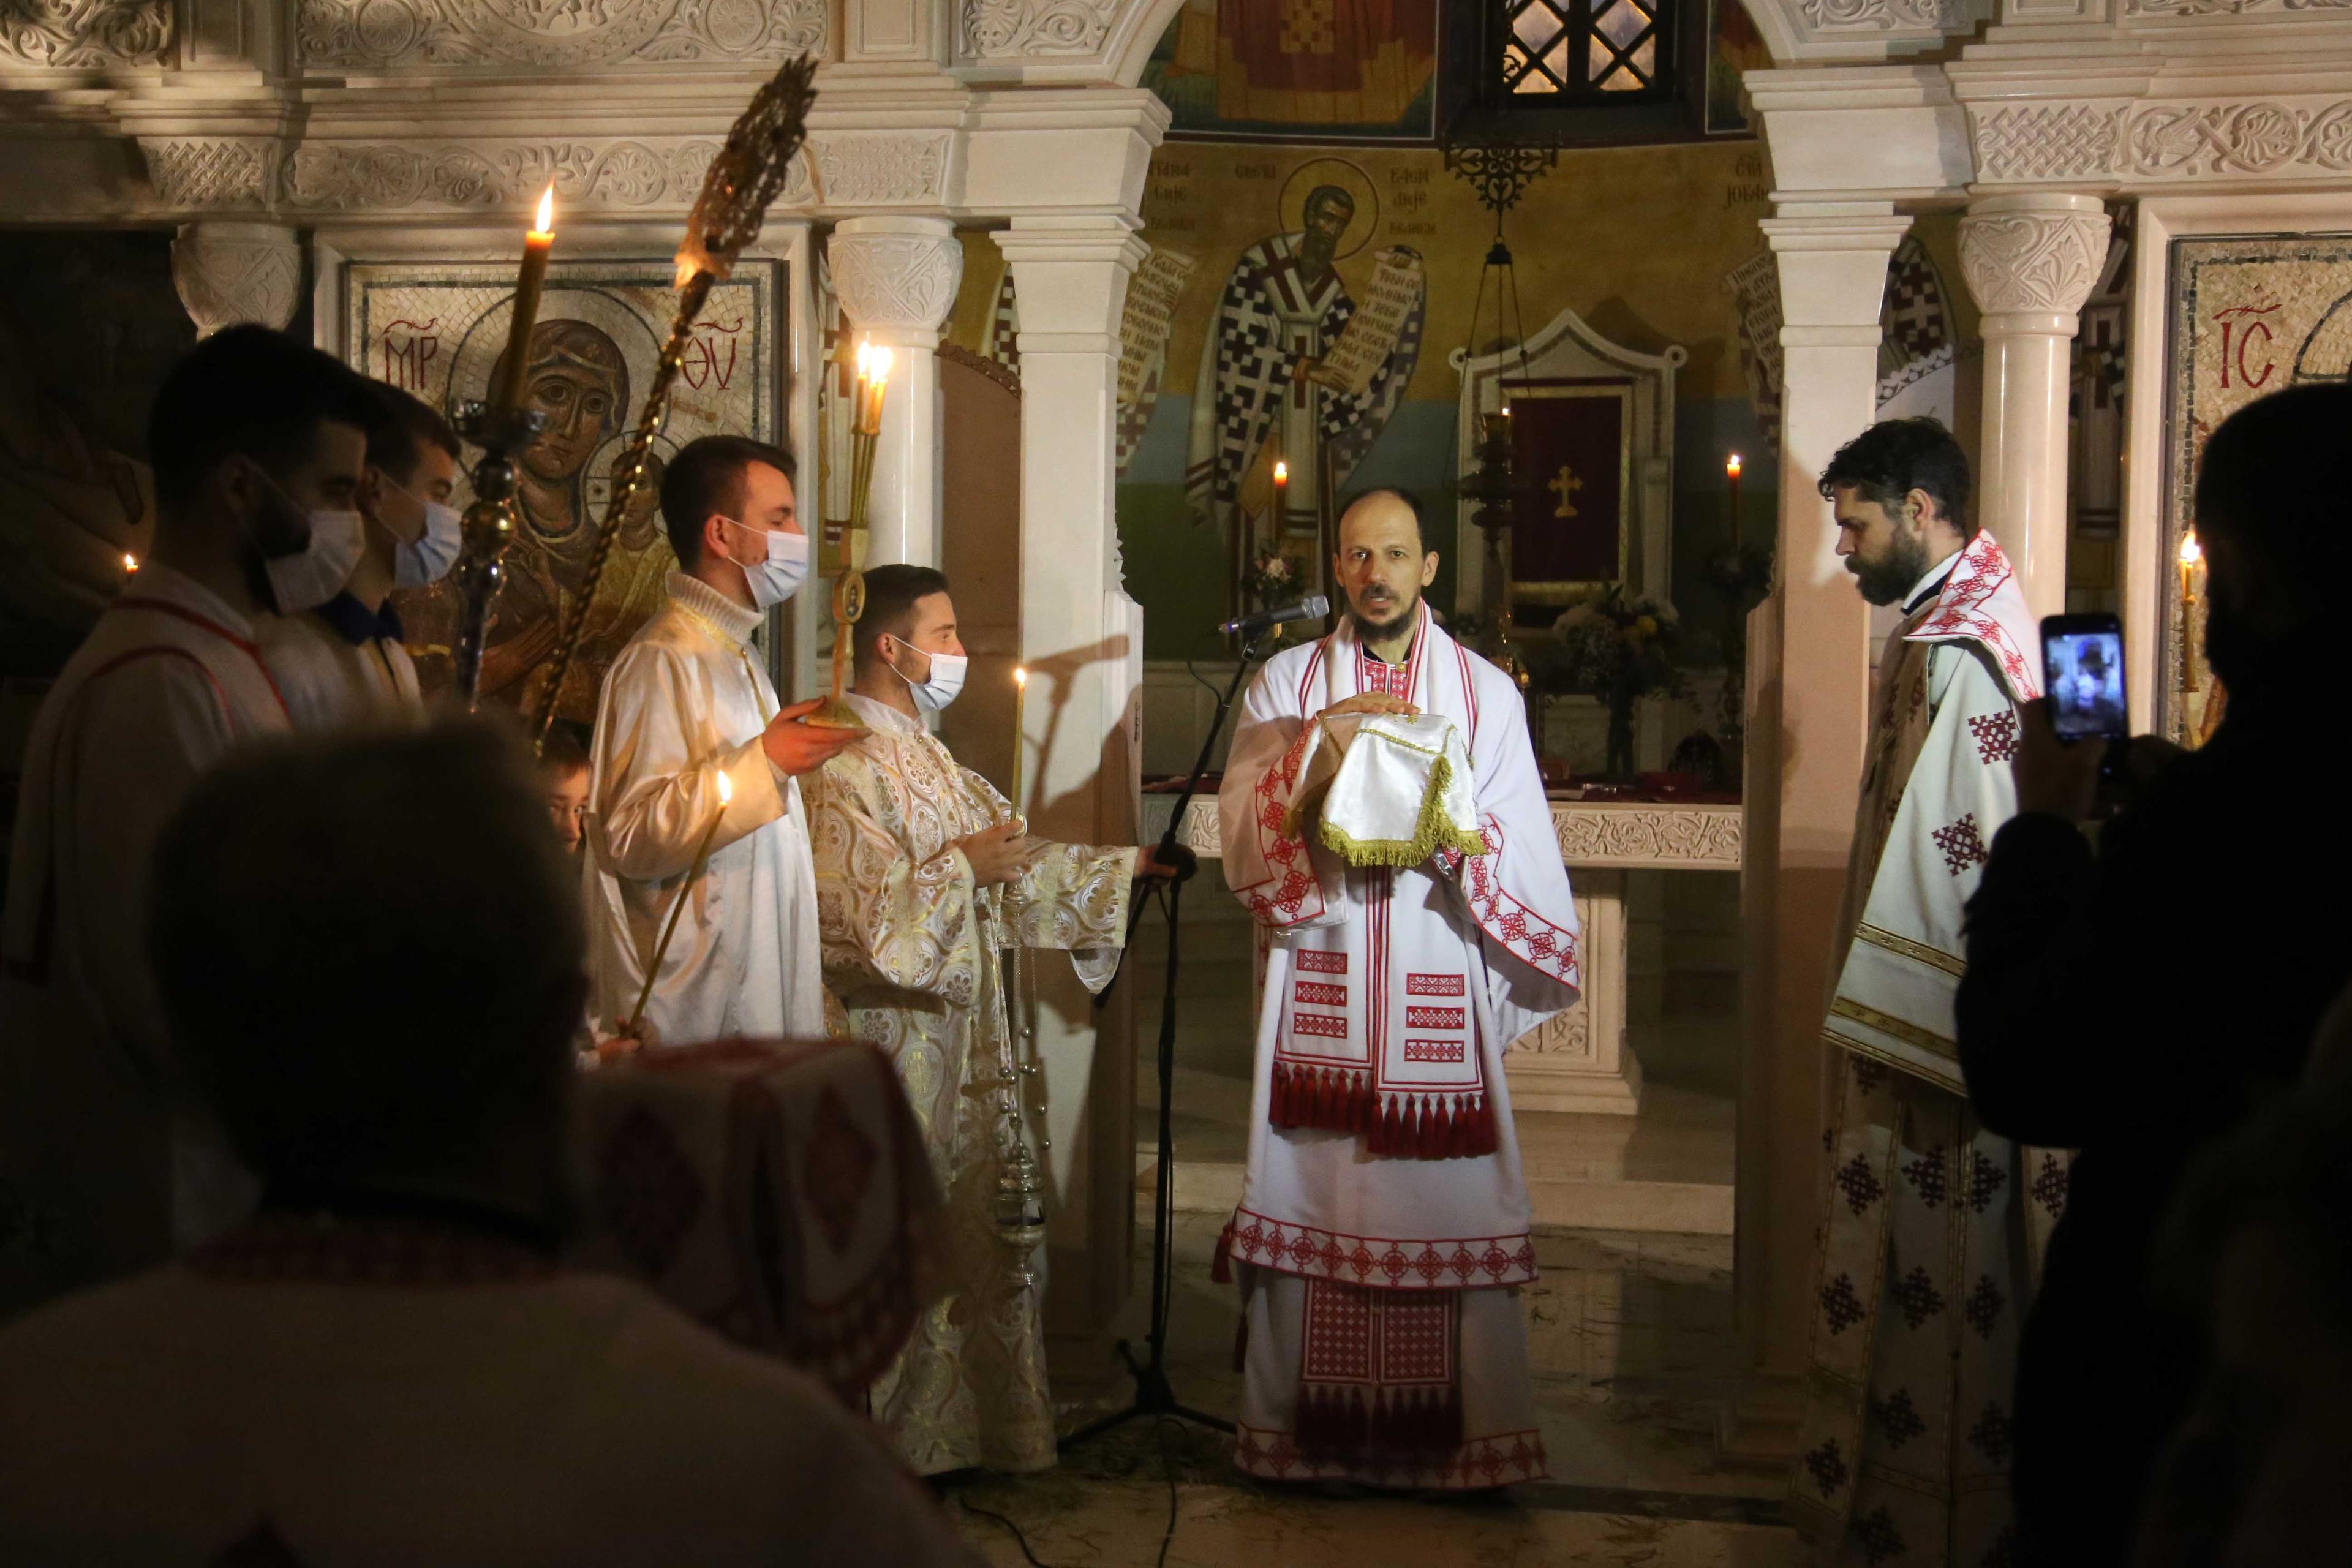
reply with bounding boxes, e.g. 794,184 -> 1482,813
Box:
1550,464 -> 1583,518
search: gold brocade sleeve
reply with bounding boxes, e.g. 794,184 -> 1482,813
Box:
807,751 -> 984,1008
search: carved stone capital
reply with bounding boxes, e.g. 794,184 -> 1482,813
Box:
171,222 -> 303,338
1959,195 -> 2111,325
828,219 -> 964,335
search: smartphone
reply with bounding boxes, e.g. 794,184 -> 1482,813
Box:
2040,612 -> 2128,743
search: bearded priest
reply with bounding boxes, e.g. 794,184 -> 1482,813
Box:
1213,487 -> 1579,1490
1787,419 -> 2062,1564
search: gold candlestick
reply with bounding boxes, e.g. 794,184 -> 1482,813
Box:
492,185 -> 556,420
626,770 -> 733,1033
809,339 -> 888,731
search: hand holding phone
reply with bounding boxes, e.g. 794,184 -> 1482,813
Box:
2039,612 -> 2128,744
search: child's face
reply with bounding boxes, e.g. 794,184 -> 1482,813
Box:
546,765 -> 589,852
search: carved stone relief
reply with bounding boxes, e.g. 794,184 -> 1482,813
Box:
0,0 -> 170,67
2127,0 -> 2351,12
1798,0 -> 1969,26
810,134 -> 952,206
1975,99 -> 2352,186
281,139 -> 724,211
141,140 -> 273,211
1959,208 -> 2111,317
829,229 -> 965,331
294,0 -> 825,69
962,0 -> 1121,58
171,223 -> 304,338
1550,807 -> 1743,869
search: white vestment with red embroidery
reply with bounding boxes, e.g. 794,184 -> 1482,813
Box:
1215,604 -> 1578,1488
0,565 -> 293,1311
1790,532 -> 2071,1566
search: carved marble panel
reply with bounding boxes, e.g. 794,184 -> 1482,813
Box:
281,139 -> 726,212
810,134 -> 953,206
293,0 -> 825,69
829,229 -> 964,332
1959,207 -> 2111,317
962,0 -> 1121,59
172,222 -> 303,337
1973,97 -> 2352,188
0,0 -> 170,68
141,139 -> 273,211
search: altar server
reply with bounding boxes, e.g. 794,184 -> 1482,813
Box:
1214,488 -> 1579,1488
809,564 -> 1172,1474
1786,419 -> 2057,1564
255,382 -> 459,725
0,325 -> 377,1311
584,435 -> 854,1046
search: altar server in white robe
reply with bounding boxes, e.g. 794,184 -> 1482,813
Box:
256,382 -> 459,726
585,435 -> 856,1046
0,722 -> 981,1567
1785,420 -> 2059,1567
0,326 -> 377,1313
1215,488 -> 1580,1489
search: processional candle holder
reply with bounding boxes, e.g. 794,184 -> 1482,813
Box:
525,55 -> 821,754
807,340 -> 888,733
1463,408 -> 1522,673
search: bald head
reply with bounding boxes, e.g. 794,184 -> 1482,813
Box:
1333,488 -> 1438,641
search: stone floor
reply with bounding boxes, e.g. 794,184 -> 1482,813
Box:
943,1214 -> 1797,1567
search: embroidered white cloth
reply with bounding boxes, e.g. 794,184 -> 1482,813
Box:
1214,603 -> 1578,1488
1284,711 -> 1487,870
0,565 -> 289,1310
0,1224 -> 984,1567
585,574 -> 827,1046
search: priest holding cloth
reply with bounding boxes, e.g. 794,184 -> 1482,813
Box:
1215,488 -> 1580,1489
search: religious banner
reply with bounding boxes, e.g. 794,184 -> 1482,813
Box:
1507,382 -> 1630,599
345,259 -> 781,723
2165,233 -> 2352,741
1319,246 -> 1425,398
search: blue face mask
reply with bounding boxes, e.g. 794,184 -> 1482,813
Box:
382,473 -> 464,589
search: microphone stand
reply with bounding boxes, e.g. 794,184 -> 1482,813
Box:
1068,628 -> 1275,1447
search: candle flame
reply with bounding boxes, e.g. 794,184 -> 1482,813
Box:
1501,403 -> 1512,418
533,183 -> 555,236
870,345 -> 892,380
1015,665 -> 1028,688
1273,460 -> 1288,484
716,771 -> 734,807
856,338 -> 871,378
123,552 -> 138,573
1727,454 -> 1743,478
2179,530 -> 2202,568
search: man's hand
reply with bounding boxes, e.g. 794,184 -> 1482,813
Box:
956,820 -> 1028,887
761,698 -> 862,777
2011,698 -> 2108,825
1319,692 -> 1419,722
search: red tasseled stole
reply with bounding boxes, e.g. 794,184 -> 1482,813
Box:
1294,1280 -> 1464,1467
1267,1061 -> 1499,1160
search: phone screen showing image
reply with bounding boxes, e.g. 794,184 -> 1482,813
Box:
2043,624 -> 2128,742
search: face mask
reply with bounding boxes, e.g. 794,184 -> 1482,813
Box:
383,474 -> 464,589
888,638 -> 968,714
247,464 -> 366,614
718,517 -> 810,610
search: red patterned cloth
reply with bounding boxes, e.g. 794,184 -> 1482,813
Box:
571,1037 -> 946,1402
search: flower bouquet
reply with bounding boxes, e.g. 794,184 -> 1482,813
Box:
1526,584 -> 1687,780
1245,551 -> 1310,639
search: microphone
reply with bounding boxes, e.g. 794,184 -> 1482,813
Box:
1219,595 -> 1329,637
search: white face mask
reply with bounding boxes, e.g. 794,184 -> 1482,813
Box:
718,516 -> 810,610
888,638 -> 968,714
247,464 -> 366,614
383,473 -> 464,589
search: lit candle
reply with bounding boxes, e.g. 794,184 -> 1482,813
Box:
1011,665 -> 1028,821
1273,458 -> 1288,516
122,553 -> 138,575
627,768 -> 732,1034
865,344 -> 892,434
2178,529 -> 2202,695
1726,453 -> 1743,551
492,183 -> 557,420
854,338 -> 872,429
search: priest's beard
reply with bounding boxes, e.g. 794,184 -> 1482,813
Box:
1850,529 -> 1932,608
1349,587 -> 1419,646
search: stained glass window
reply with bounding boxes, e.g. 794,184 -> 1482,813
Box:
1499,0 -> 1672,105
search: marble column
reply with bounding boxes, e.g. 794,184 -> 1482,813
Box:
1731,205 -> 1912,1461
1959,192 -> 2112,623
826,216 -> 962,570
170,221 -> 302,339
992,214 -> 1149,1354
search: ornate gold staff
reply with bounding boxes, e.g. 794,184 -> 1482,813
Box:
524,55 -> 823,753
805,340 -> 888,730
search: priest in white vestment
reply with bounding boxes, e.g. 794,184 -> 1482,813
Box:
1785,420 -> 2060,1566
585,435 -> 855,1046
255,382 -> 459,726
808,565 -> 1170,1474
0,326 -> 377,1311
1215,489 -> 1579,1488
0,722 -> 981,1567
